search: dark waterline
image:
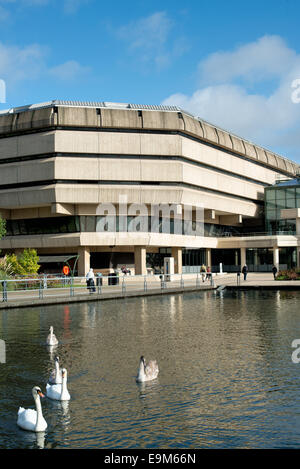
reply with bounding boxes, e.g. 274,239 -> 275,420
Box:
1,289 -> 300,449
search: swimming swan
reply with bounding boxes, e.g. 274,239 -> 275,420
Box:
46,326 -> 58,346
17,386 -> 47,432
48,356 -> 62,385
136,356 -> 159,382
46,368 -> 70,401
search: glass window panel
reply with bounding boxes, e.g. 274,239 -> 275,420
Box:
286,197 -> 296,208
85,216 -> 95,232
266,201 -> 276,210
266,209 -> 276,220
276,189 -> 286,200
286,188 -> 296,198
265,189 -> 276,200
276,199 -> 286,209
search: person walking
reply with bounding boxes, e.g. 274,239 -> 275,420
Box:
86,268 -> 96,293
206,266 -> 212,282
272,265 -> 278,280
242,264 -> 248,281
200,264 -> 207,282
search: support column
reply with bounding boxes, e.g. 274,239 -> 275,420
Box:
134,246 -> 147,275
206,248 -> 212,268
273,247 -> 279,270
78,247 -> 90,276
171,247 -> 182,274
240,247 -> 246,270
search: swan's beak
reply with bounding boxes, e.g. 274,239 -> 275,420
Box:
38,390 -> 45,398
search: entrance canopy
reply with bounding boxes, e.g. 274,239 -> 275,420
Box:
38,255 -> 78,264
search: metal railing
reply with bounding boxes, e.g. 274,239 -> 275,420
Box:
0,272 -> 215,303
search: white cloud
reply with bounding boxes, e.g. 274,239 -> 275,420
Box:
117,11 -> 188,70
49,60 -> 90,80
0,42 -> 47,82
162,35 -> 300,162
63,0 -> 89,14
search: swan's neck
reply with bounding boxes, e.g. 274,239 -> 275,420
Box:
138,361 -> 145,380
55,360 -> 60,379
34,395 -> 44,431
61,374 -> 68,398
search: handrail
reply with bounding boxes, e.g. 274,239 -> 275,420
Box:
0,273 -> 215,303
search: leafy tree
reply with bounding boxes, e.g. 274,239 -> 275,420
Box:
6,249 -> 40,276
18,249 -> 40,275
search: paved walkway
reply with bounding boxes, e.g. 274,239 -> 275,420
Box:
213,272 -> 300,289
1,272 -> 299,309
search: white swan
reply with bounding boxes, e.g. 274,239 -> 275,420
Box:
48,356 -> 62,385
46,326 -> 58,346
46,368 -> 70,401
17,386 -> 47,432
136,356 -> 159,382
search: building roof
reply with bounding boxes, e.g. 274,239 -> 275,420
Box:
0,99 -> 299,176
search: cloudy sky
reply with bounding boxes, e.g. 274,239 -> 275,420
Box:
0,0 -> 300,162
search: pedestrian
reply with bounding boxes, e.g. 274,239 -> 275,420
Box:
272,265 -> 278,280
200,264 -> 207,282
242,264 -> 248,281
206,266 -> 211,282
86,268 -> 96,293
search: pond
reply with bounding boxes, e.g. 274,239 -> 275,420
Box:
1,289 -> 300,449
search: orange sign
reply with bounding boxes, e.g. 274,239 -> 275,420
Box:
63,265 -> 70,275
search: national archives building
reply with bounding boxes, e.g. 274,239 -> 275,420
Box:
0,100 -> 300,275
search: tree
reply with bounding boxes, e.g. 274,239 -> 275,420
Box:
6,249 -> 40,276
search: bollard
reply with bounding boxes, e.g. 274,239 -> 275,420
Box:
196,273 -> 200,287
180,274 -> 184,289
2,280 -> 7,302
237,272 -> 241,286
122,277 -> 126,294
144,277 -> 147,292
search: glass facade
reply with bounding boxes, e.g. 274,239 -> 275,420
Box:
4,215 -> 245,237
265,179 -> 300,234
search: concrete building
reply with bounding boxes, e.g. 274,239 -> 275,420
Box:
0,100 -> 300,275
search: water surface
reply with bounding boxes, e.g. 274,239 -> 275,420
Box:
1,289 -> 300,449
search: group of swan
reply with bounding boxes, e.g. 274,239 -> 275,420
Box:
17,327 -> 159,433
17,326 -> 70,433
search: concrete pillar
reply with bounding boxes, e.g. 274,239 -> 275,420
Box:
134,246 -> 147,275
206,248 -> 212,268
78,247 -> 90,276
171,247 -> 182,274
240,247 -> 246,269
296,217 -> 300,235
273,247 -> 279,270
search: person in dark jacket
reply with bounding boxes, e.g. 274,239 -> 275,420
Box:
272,265 -> 278,280
242,264 -> 248,281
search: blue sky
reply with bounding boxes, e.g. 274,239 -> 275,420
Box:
1,0 -> 300,162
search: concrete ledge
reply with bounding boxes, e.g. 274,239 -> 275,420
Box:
227,284 -> 300,291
